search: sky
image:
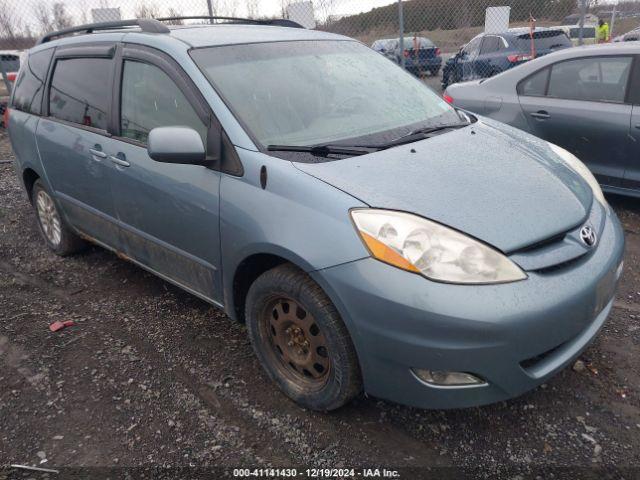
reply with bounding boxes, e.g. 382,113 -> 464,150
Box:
8,0 -> 400,32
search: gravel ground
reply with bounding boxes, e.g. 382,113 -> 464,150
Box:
0,128 -> 638,478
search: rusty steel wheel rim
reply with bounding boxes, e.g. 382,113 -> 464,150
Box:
260,296 -> 331,388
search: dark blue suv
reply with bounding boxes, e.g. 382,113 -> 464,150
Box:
442,27 -> 572,89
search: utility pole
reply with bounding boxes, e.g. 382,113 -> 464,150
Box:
398,0 -> 405,69
207,0 -> 214,23
578,0 -> 587,46
610,2 -> 617,41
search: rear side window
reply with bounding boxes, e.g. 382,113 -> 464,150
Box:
518,67 -> 549,96
49,58 -> 112,130
547,56 -> 633,103
1,54 -> 20,72
569,27 -> 596,39
11,49 -> 53,115
120,60 -> 207,145
516,31 -> 572,51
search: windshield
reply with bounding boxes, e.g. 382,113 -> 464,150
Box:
191,40 -> 458,148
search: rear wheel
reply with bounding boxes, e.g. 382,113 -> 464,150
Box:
32,180 -> 86,256
245,264 -> 362,411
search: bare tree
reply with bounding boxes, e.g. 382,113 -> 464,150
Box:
80,9 -> 89,26
34,3 -> 54,34
245,0 -> 260,19
280,0 -> 293,18
136,2 -> 160,19
165,8 -> 184,24
53,3 -> 73,30
0,0 -> 19,39
315,0 -> 335,23
218,0 -> 239,17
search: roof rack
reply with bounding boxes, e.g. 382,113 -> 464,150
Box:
37,18 -> 170,45
155,16 -> 304,29
36,16 -> 304,45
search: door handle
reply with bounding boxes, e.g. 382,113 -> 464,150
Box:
109,155 -> 130,168
89,148 -> 107,159
530,111 -> 550,119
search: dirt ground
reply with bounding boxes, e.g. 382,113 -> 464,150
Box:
0,128 -> 639,479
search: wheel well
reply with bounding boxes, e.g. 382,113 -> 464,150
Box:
22,168 -> 40,202
233,254 -> 289,322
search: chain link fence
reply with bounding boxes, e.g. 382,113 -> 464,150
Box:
1,0 -> 640,109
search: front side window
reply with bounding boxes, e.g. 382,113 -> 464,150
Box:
12,49 -> 53,115
518,67 -> 549,96
547,56 -> 632,103
120,60 -> 207,146
463,38 -> 481,56
49,57 -> 111,130
191,41 -> 457,149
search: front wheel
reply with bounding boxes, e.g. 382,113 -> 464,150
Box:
245,264 -> 362,411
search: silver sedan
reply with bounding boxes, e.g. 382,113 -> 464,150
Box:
444,43 -> 640,197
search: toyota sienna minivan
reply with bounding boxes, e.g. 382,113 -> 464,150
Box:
7,17 -> 624,411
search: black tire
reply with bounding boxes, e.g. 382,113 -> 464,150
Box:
245,264 -> 362,411
441,70 -> 450,89
31,179 -> 86,256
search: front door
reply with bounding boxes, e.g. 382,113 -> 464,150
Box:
108,47 -> 223,303
459,37 -> 482,82
519,55 -> 634,187
622,57 -> 640,190
37,49 -> 122,246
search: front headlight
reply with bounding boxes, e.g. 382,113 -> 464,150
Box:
350,209 -> 526,284
548,142 -> 606,207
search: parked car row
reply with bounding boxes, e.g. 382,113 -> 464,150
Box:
441,27 -> 573,88
373,22 -> 640,89
444,42 -> 640,196
372,36 -> 442,76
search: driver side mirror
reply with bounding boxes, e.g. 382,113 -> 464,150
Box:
148,126 -> 216,165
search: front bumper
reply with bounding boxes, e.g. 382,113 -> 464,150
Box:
312,206 -> 624,409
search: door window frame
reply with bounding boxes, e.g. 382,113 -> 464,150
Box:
517,54 -> 638,105
479,35 -> 503,55
43,43 -> 117,137
111,43 -> 242,176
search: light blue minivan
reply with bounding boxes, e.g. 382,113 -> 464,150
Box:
7,17 -> 625,411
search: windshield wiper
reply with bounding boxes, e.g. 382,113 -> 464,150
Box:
268,120 -> 472,156
267,144 -> 376,157
360,121 -> 471,149
404,122 -> 470,138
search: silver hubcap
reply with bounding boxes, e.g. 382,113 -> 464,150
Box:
36,190 -> 62,246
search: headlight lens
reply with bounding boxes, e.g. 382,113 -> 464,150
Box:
350,209 -> 526,284
548,142 -> 606,206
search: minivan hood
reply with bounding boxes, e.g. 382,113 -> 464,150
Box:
294,120 -> 592,253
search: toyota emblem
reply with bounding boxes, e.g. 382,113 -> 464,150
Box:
580,225 -> 597,247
